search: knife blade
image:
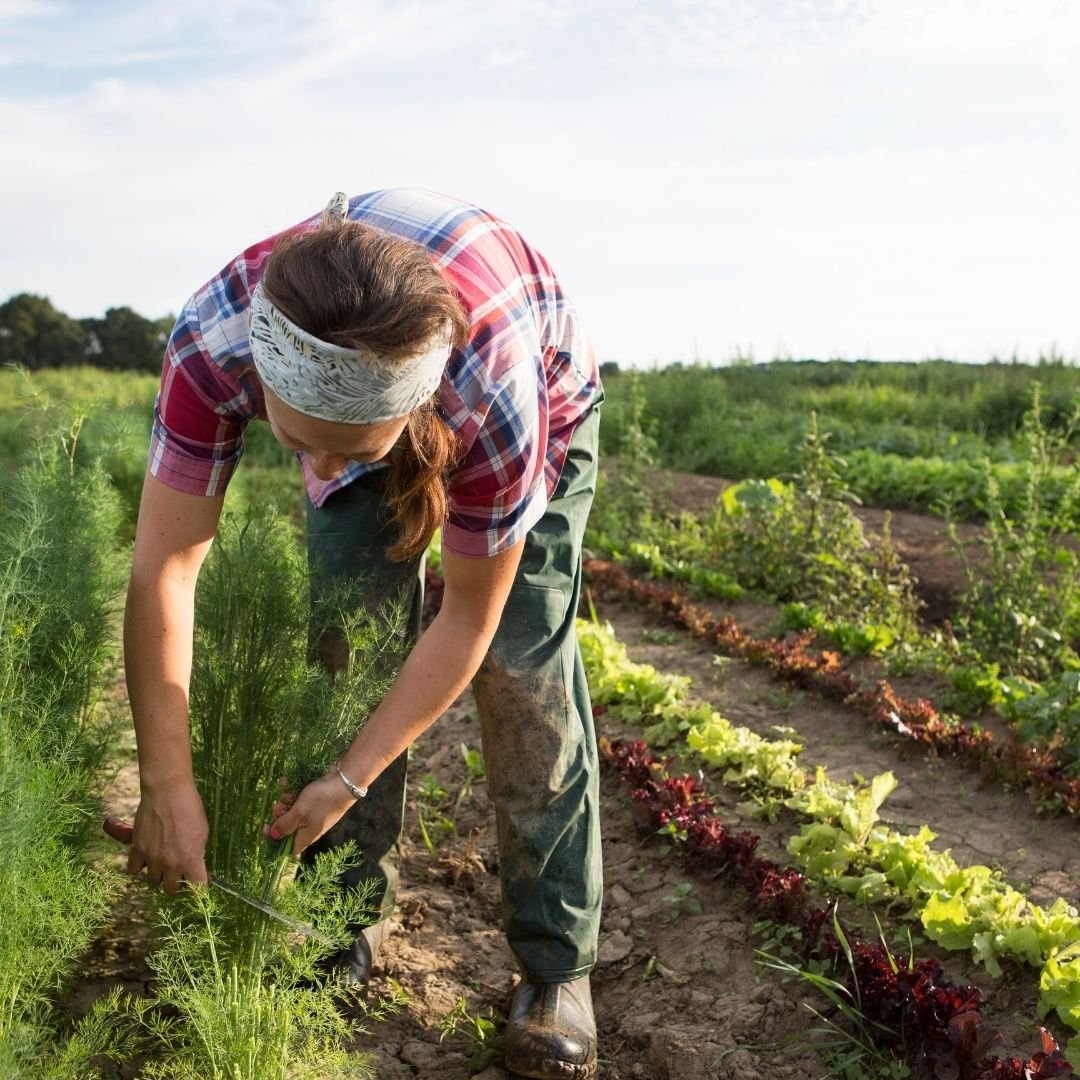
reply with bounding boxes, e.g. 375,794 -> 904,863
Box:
102,816 -> 336,947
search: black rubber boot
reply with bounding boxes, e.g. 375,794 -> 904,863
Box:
504,975 -> 598,1080
319,921 -> 390,988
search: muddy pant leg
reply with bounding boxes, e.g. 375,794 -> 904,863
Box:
472,407 -> 603,981
302,470 -> 423,926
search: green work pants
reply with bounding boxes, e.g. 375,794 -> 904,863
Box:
303,405 -> 603,981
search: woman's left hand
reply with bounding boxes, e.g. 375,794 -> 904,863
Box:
263,772 -> 356,857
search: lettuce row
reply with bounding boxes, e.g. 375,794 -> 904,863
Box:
578,618 -> 805,800
577,614 -> 1080,1056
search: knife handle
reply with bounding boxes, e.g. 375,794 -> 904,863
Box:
103,816 -> 135,845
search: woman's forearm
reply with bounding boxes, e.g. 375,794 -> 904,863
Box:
335,605 -> 494,788
268,539 -> 525,855
124,475 -> 223,793
124,573 -> 199,791
333,540 -> 525,787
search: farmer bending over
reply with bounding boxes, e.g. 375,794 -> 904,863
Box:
124,188 -> 603,1080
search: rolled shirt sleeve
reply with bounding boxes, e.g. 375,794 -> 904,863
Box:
147,239 -> 277,495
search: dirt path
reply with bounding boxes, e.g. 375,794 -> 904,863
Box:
355,689 -> 828,1080
76,686 -> 829,1079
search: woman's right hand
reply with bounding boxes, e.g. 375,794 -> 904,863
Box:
128,782 -> 210,895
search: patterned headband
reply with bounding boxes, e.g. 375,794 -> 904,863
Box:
248,191 -> 451,424
249,283 -> 450,424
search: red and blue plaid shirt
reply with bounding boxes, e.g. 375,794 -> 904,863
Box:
150,188 -> 600,557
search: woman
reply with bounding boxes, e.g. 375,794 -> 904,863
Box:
125,188 -> 603,1080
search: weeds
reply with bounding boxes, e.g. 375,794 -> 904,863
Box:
415,774 -> 456,857
591,407 -> 921,645
438,996 -> 504,1073
700,415 -> 920,637
453,743 -> 486,813
759,915 -> 913,1079
949,387 -> 1080,681
662,881 -> 703,924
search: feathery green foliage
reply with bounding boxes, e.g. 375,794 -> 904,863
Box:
1,422 -> 127,774
0,432 -> 128,1078
123,505 -> 409,1078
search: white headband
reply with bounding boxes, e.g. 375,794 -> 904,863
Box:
248,282 -> 451,424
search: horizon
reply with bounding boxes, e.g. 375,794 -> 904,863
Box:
2,1 -> 1077,368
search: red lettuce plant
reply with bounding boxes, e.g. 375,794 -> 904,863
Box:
601,736 -> 1073,1078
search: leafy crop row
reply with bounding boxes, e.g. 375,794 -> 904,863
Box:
602,737 -> 1073,1078
579,612 -> 1080,1059
590,411 -> 921,647
584,559 -> 1080,815
599,362 -> 1080,523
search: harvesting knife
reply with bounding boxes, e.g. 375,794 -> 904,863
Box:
102,816 -> 336,947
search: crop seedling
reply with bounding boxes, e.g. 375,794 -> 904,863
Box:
452,742 -> 486,811
662,881 -> 703,924
752,919 -> 811,966
639,956 -> 676,983
438,996 -> 504,1073
415,773 -> 457,857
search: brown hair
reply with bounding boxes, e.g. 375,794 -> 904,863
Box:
261,218 -> 469,562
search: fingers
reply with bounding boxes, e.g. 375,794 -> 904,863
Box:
128,853 -> 209,893
263,804 -> 320,858
265,804 -> 298,845
263,776 -> 353,857
126,848 -> 146,877
292,826 -> 315,859
120,823 -> 209,894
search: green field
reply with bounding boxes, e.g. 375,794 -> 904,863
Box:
4,360 -> 1080,1076
600,359 -> 1080,520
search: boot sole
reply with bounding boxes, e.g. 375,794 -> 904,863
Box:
504,1051 -> 598,1080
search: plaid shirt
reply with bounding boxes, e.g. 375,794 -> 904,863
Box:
150,188 -> 600,557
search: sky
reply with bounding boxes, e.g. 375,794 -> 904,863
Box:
1,0 -> 1077,367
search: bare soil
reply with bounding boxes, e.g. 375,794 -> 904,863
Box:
59,475 -> 1080,1078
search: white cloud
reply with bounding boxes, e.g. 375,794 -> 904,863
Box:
0,0 -> 1077,364
481,47 -> 531,70
0,0 -> 63,21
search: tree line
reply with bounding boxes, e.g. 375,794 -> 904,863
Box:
0,293 -> 176,373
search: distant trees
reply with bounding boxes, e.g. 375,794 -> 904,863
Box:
0,293 -> 173,372
81,307 -> 175,372
0,294 -> 88,371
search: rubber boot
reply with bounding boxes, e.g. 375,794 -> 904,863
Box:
504,975 -> 598,1080
323,920 -> 391,988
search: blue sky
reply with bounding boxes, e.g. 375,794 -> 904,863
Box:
1,0 -> 1077,366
